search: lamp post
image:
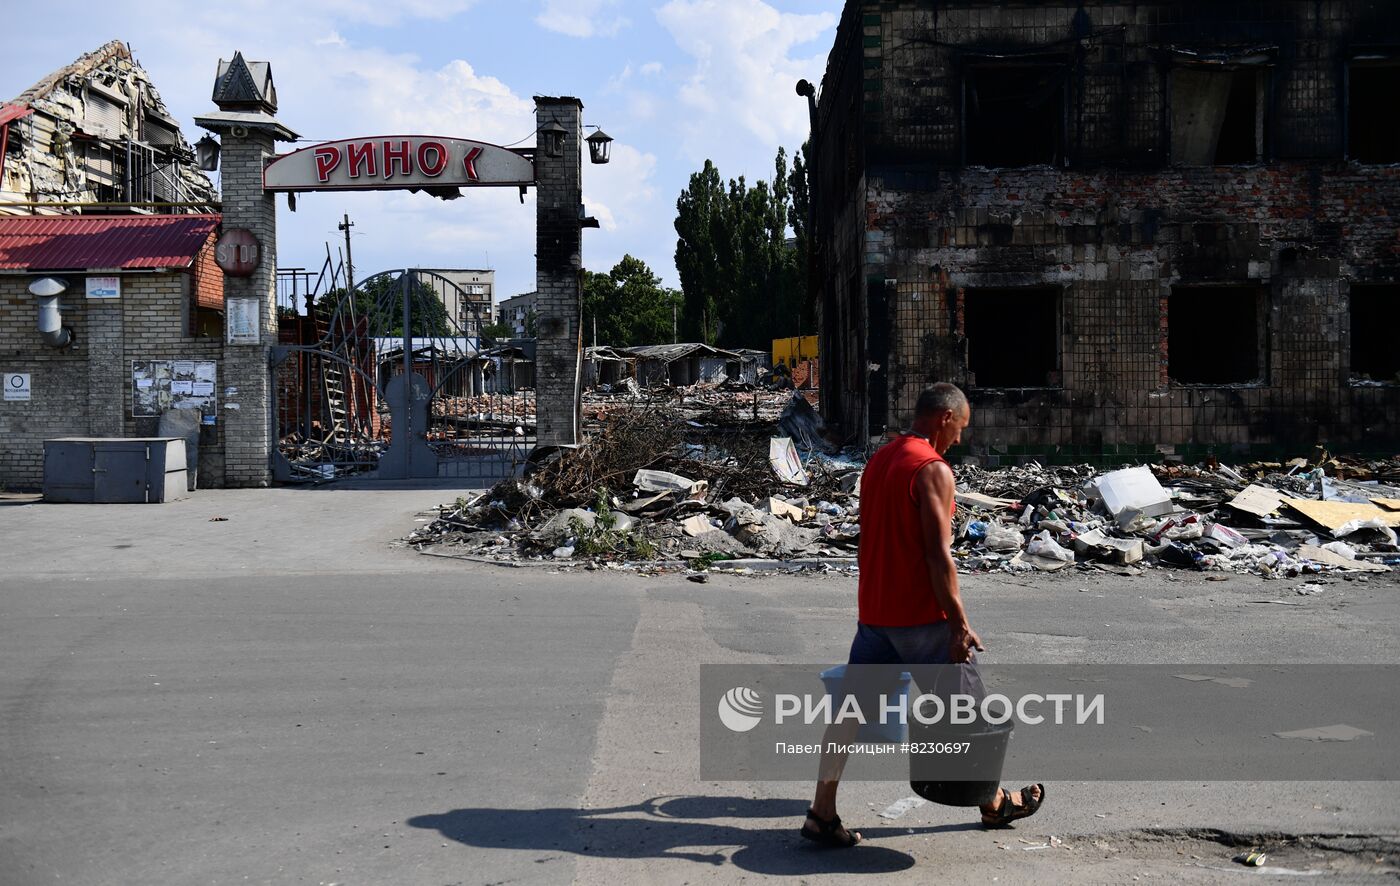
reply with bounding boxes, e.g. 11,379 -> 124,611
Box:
585,128 -> 613,164
539,120 -> 567,158
195,134 -> 221,171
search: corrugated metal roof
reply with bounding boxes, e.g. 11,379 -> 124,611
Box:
0,104 -> 33,126
621,343 -> 742,361
0,214 -> 220,271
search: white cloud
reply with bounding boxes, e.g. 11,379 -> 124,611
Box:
313,31 -> 346,47
639,61 -> 664,76
656,0 -> 836,153
585,143 -> 657,234
536,0 -> 629,38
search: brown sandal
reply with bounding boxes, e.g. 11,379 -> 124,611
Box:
980,784 -> 1045,828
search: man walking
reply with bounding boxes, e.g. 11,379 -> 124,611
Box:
800,383 -> 1044,847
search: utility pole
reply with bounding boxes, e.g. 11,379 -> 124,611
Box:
338,214 -> 355,293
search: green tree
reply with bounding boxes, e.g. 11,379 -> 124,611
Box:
673,160 -> 727,343
480,320 -> 514,340
323,273 -> 451,337
583,255 -> 681,347
673,147 -> 808,351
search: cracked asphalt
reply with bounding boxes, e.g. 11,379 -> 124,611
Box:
0,485 -> 1396,884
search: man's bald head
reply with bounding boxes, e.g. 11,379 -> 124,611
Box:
915,383 -> 968,420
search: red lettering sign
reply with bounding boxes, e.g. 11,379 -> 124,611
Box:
314,147 -> 341,182
346,141 -> 377,179
265,136 -> 536,191
462,146 -> 483,182
383,140 -> 413,178
417,141 -> 448,177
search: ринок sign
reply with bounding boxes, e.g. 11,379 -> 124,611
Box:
263,136 -> 536,192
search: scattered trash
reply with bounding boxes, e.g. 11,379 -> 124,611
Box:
1086,466 -> 1174,527
1233,850 -> 1267,867
208,516 -> 228,522
403,395 -> 1400,579
768,437 -> 809,486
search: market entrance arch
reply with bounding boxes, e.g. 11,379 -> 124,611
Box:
195,51 -> 589,484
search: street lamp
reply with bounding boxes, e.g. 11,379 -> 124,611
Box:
539,120 -> 567,159
586,128 -> 613,165
195,134 -> 220,171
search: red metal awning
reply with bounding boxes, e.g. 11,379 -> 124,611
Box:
0,104 -> 33,126
0,214 -> 221,271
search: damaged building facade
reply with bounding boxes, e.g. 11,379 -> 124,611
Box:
0,44 -> 226,489
814,1 -> 1400,462
1,40 -> 216,215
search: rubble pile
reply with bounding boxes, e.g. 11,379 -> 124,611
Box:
407,407 -> 1400,578
408,392 -> 860,570
583,383 -> 817,425
952,455 -> 1400,578
433,393 -> 537,424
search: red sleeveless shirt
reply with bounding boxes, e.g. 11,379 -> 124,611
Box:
857,434 -> 954,627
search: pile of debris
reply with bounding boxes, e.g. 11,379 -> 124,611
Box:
407,404 -> 1400,577
408,392 -> 859,572
951,455 -> 1400,578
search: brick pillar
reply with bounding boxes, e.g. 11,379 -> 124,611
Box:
86,298 -> 124,436
534,97 -> 584,446
215,127 -> 278,487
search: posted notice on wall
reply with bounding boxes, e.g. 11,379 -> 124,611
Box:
132,360 -> 217,417
4,372 -> 30,401
226,298 -> 260,344
86,276 -> 121,299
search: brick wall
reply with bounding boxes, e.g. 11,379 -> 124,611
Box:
217,128 -> 279,487
818,0 -> 1400,460
534,97 -> 584,446
0,270 -> 226,490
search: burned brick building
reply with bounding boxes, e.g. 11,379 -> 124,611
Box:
813,1 -> 1400,463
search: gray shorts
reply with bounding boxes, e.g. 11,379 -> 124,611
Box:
844,621 -> 985,701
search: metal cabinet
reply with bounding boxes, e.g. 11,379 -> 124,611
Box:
42,438 -> 188,503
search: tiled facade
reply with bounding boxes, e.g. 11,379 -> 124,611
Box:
815,1 -> 1400,463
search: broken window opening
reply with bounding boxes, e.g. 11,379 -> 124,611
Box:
1349,285 -> 1400,383
1170,66 -> 1267,165
964,287 -> 1060,387
1347,62 -> 1400,163
1167,286 -> 1266,385
964,64 -> 1065,167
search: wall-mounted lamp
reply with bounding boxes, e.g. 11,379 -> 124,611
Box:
196,134 -> 221,171
539,120 -> 567,159
586,128 -> 613,165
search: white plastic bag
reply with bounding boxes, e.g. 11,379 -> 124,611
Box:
984,524 -> 1024,553
1026,529 -> 1075,563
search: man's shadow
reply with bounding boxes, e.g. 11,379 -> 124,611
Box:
408,795 -> 982,875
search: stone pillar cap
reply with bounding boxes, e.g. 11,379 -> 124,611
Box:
194,110 -> 300,142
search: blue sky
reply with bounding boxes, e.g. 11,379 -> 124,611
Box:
2,0 -> 842,302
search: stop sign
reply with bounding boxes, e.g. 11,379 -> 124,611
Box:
215,228 -> 261,276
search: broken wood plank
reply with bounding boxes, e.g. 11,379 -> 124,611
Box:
1296,544 -> 1390,572
1282,499 -> 1400,531
1227,484 -> 1289,518
955,491 -> 1019,511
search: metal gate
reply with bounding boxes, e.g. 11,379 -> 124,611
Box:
272,268 -> 535,482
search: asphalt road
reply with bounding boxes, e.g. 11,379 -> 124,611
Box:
1,487 -> 1397,885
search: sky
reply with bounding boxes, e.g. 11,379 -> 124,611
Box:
1,0 -> 843,302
